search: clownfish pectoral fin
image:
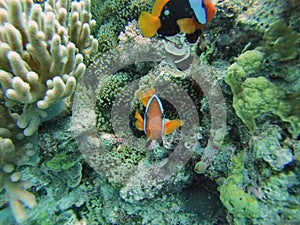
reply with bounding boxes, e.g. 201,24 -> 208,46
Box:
137,87 -> 156,107
138,12 -> 161,37
135,111 -> 144,131
164,119 -> 183,135
151,0 -> 170,17
176,18 -> 198,34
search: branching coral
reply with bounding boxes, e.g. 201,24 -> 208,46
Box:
0,101 -> 38,223
4,178 -> 37,223
0,0 -> 97,136
0,0 -> 97,222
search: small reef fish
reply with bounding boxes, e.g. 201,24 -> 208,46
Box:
138,0 -> 216,43
135,87 -> 183,146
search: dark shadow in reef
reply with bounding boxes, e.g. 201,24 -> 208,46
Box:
181,175 -> 228,224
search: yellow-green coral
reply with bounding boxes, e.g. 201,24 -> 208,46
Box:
233,76 -> 286,131
225,50 -> 300,136
236,50 -> 264,74
44,152 -> 75,170
225,50 -> 264,95
219,153 -> 260,224
229,76 -> 300,136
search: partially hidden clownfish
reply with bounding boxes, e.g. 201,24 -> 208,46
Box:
135,87 -> 183,146
138,0 -> 216,43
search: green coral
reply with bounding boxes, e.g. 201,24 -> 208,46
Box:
231,76 -> 299,135
44,152 -> 75,171
260,20 -> 300,62
225,50 -> 300,136
233,77 -> 285,130
219,153 -> 260,224
225,50 -> 264,94
236,50 -> 264,74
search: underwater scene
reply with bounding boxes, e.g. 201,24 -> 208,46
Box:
0,0 -> 299,224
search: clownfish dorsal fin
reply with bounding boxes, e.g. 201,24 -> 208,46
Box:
164,119 -> 183,135
176,18 -> 198,34
152,0 -> 170,17
137,87 -> 156,107
135,111 -> 144,131
138,11 -> 161,37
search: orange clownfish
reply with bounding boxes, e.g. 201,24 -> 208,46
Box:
135,87 -> 183,146
138,0 -> 216,43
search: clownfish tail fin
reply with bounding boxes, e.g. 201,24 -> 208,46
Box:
138,11 -> 161,37
164,119 -> 183,135
135,111 -> 144,131
203,0 -> 216,23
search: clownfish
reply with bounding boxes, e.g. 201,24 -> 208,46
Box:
138,0 -> 216,43
135,87 -> 183,146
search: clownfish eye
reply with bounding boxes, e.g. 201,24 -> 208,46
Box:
164,9 -> 170,16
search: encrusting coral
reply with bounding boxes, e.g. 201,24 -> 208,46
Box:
0,0 -> 97,222
225,50 -> 300,137
219,153 -> 260,224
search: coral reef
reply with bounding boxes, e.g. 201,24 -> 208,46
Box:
1,0 -> 299,224
258,170 -> 300,224
96,72 -> 134,133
